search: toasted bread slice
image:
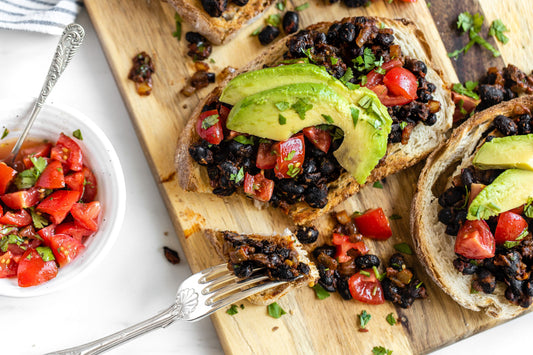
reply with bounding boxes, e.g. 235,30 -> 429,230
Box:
164,0 -> 275,45
175,17 -> 454,225
411,95 -> 533,319
205,229 -> 319,305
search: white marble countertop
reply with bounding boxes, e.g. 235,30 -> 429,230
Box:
1,7 -> 532,355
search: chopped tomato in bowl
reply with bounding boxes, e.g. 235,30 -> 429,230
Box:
0,99 -> 125,297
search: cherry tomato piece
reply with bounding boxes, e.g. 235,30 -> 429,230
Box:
0,209 -> 32,227
19,143 -> 52,169
243,172 -> 274,202
353,208 -> 392,240
348,270 -> 385,305
36,160 -> 65,189
81,166 -> 98,202
455,220 -> 495,259
55,222 -> 94,242
17,249 -> 58,287
196,109 -> 223,145
70,201 -> 101,231
37,190 -> 80,224
331,233 -> 368,263
256,142 -> 277,170
272,134 -> 305,179
383,67 -> 418,100
364,59 -> 403,88
0,251 -> 18,278
45,233 -> 85,267
494,212 -> 528,244
303,126 -> 331,153
65,171 -> 85,192
1,187 -> 41,210
50,133 -> 83,172
0,162 -> 17,194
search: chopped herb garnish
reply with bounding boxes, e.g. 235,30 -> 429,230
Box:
312,283 -> 331,300
36,246 -> 55,262
322,114 -> 334,124
284,150 -> 296,161
286,163 -> 301,178
291,98 -> 313,120
330,56 -> 339,65
201,114 -> 219,129
1,128 -> 8,139
294,2 -> 309,11
230,167 -> 245,184
359,270 -> 371,277
240,304 -> 245,309
393,242 -> 413,255
452,82 -> 479,100
172,13 -> 182,40
373,266 -> 384,281
374,66 -> 386,75
251,27 -> 262,36
14,157 -> 48,189
415,281 -> 423,289
488,19 -> 509,44
350,107 -> 359,128
331,127 -> 343,141
389,214 -> 402,220
399,121 -> 408,130
373,181 -> 383,189
0,234 -> 25,252
359,310 -> 371,329
278,114 -> 287,125
266,14 -> 281,27
226,304 -> 239,315
358,95 -> 373,109
449,12 -> 500,59
267,302 -> 287,318
275,101 -> 290,111
386,313 -> 397,326
234,135 -> 254,145
276,1 -> 285,11
372,346 -> 393,355
72,129 -> 83,140
339,67 -> 354,85
525,197 -> 533,218
353,48 -> 383,72
30,208 -> 49,229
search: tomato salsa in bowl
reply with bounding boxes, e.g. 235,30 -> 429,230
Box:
0,99 -> 126,297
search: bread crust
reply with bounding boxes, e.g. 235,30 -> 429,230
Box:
411,95 -> 533,319
164,0 -> 275,45
204,229 -> 319,305
175,16 -> 454,225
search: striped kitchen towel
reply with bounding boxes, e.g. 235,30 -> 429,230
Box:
0,0 -> 83,35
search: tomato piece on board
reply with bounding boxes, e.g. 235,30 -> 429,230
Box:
455,220 -> 495,259
37,190 -> 80,224
70,201 -> 101,231
196,109 -> 224,145
0,162 -> 17,194
1,187 -> 42,210
383,67 -> 418,100
494,211 -> 528,244
80,166 -> 98,202
303,126 -> 331,153
50,133 -> 83,172
348,270 -> 385,305
64,171 -> 85,192
256,142 -> 277,170
46,233 -> 85,267
35,160 -> 65,189
272,134 -> 305,179
243,172 -> 274,202
17,248 -> 58,287
55,222 -> 94,242
353,208 -> 392,240
19,143 -> 52,169
0,251 -> 18,278
0,209 -> 32,227
331,233 -> 368,262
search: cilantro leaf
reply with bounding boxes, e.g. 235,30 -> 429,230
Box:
372,346 -> 393,355
172,13 -> 182,40
452,82 -> 479,100
393,242 -> 413,255
321,114 -> 334,124
30,208 -> 49,229
201,114 -> 219,129
489,19 -> 509,44
266,14 -> 281,27
295,2 -> 309,11
234,135 -> 254,145
275,101 -> 289,111
312,283 -> 331,300
386,313 -> 397,326
36,246 -> 55,262
291,98 -> 313,120
72,129 -> 83,140
1,128 -> 8,139
278,114 -> 287,125
359,310 -> 371,329
267,302 -> 287,318
350,107 -> 359,128
226,304 -> 239,315
373,181 -> 383,189
339,67 -> 354,85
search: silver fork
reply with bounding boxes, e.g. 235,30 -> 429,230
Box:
47,264 -> 287,355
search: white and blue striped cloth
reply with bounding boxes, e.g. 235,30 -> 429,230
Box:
0,0 -> 82,35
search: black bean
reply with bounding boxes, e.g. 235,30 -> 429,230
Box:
297,262 -> 310,275
282,11 -> 299,34
388,123 -> 402,143
326,23 -> 342,46
454,210 -> 467,224
424,113 -> 437,126
313,245 -> 337,259
445,223 -> 460,236
272,263 -> 296,280
338,23 -> 356,43
189,144 -> 214,165
453,257 -> 478,275
461,167 -> 475,187
258,25 -> 280,45
355,254 -> 380,269
207,72 -> 216,83
201,0 -> 227,17
234,262 -> 254,278
185,32 -> 208,44
438,207 -> 455,225
517,114 -> 532,135
494,115 -> 518,136
375,32 -> 394,47
426,82 -> 436,93
474,268 -> 497,293
304,185 -> 328,208
389,253 -> 406,271
337,277 -> 353,300
295,226 -> 319,244
477,85 -> 505,110
417,90 -> 432,103
438,186 -> 466,207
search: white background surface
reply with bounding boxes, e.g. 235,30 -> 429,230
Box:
0,7 -> 532,355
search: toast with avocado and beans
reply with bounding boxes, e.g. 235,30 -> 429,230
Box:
175,16 -> 454,225
205,229 -> 319,305
412,95 -> 533,319
164,0 -> 275,45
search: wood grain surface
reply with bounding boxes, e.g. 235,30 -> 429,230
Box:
84,0 -> 533,353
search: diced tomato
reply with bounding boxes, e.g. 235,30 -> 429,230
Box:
218,105 -> 231,126
65,171 -> 85,192
37,190 -> 80,224
0,162 -> 17,194
451,91 -> 480,122
370,85 -> 412,106
256,142 -> 277,170
353,208 -> 392,240
303,126 -> 331,153
70,201 -> 101,231
17,248 -> 58,287
0,209 -> 32,227
45,233 -> 85,267
196,109 -> 223,145
383,67 -> 418,100
55,222 -> 94,242
348,270 -> 385,305
0,251 -> 18,278
1,187 -> 41,210
455,220 -> 495,259
467,183 -> 485,207
365,59 -> 403,88
510,205 -> 525,215
35,160 -> 65,189
272,134 -> 305,179
37,223 -> 56,242
331,233 -> 368,263
50,133 -> 83,172
494,212 -> 528,244
19,143 -> 52,169
81,166 -> 98,202
243,172 -> 274,202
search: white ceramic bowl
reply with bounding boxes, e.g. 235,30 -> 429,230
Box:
0,98 -> 126,297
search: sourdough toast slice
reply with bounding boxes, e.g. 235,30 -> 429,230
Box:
411,95 -> 533,319
175,17 -> 454,225
164,0 -> 274,45
205,229 -> 319,305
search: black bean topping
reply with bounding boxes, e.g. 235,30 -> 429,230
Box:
313,245 -> 337,259
258,25 -> 280,45
295,226 -> 319,244
282,11 -> 299,34
201,0 -> 227,17
354,254 -> 380,269
494,115 -> 518,136
337,277 -> 353,300
438,207 -> 455,225
185,32 -> 208,44
438,186 -> 466,207
304,185 -> 328,209
338,23 -> 356,43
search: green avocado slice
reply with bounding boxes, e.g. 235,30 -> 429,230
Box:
473,134 -> 533,171
226,82 -> 392,184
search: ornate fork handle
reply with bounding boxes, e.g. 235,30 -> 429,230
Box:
46,288 -> 199,355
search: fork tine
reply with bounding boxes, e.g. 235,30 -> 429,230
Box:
204,274 -> 270,304
209,280 -> 287,311
202,267 -> 266,294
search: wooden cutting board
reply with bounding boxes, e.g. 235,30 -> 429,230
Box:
85,0 -> 533,353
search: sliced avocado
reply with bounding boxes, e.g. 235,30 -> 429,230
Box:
226,82 -> 392,184
473,134 -> 533,171
467,168 -> 533,220
219,64 -> 350,106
